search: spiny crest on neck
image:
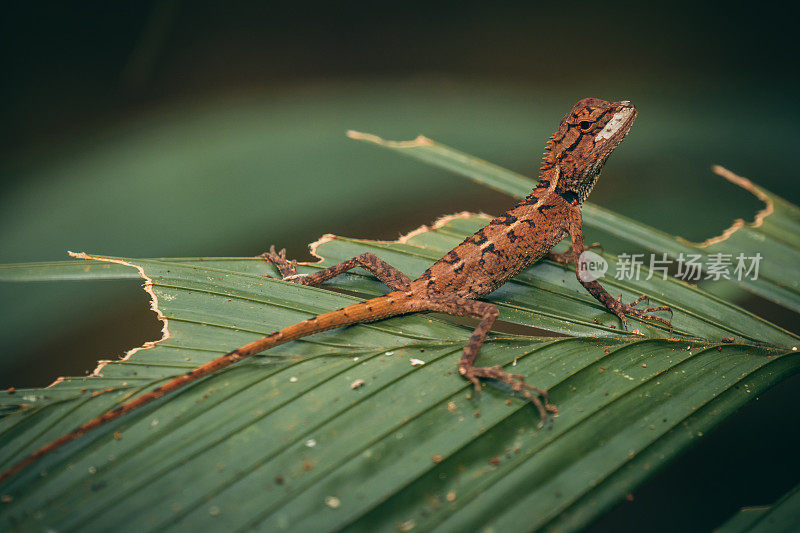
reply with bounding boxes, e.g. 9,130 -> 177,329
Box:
538,97 -> 637,203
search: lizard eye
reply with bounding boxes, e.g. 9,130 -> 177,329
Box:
579,120 -> 592,131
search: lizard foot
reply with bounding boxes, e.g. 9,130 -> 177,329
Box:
609,294 -> 673,332
465,365 -> 558,428
261,245 -> 302,280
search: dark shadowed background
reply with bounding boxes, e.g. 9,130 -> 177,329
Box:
1,2 -> 798,531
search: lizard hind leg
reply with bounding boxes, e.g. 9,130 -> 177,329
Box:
424,297 -> 557,427
262,248 -> 413,291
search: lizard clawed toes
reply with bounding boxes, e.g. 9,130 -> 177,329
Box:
262,245 -> 300,279
546,250 -> 574,265
610,295 -> 674,333
464,365 -> 556,427
627,294 -> 648,307
549,242 -> 605,266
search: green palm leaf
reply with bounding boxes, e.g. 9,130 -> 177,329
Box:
0,135 -> 798,532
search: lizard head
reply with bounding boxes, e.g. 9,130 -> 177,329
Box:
541,97 -> 637,203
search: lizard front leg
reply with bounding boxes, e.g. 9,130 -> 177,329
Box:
564,208 -> 673,331
262,246 -> 412,291
423,296 -> 557,426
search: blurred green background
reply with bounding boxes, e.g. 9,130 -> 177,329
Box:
1,2 -> 799,530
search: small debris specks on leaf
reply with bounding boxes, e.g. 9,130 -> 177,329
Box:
489,457 -> 501,466
325,496 -> 340,509
209,506 -> 220,516
113,432 -> 122,440
275,475 -> 284,484
303,461 -> 313,471
398,519 -> 416,531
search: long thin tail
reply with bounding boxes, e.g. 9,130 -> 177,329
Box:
0,292 -> 419,484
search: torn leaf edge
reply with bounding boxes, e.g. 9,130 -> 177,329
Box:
56,252 -> 171,385
306,211 -> 491,263
346,130 -> 433,149
677,165 -> 775,248
52,212 -> 492,388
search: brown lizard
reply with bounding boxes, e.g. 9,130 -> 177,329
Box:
0,97 -> 672,484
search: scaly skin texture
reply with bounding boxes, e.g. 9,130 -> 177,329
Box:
0,97 -> 672,484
